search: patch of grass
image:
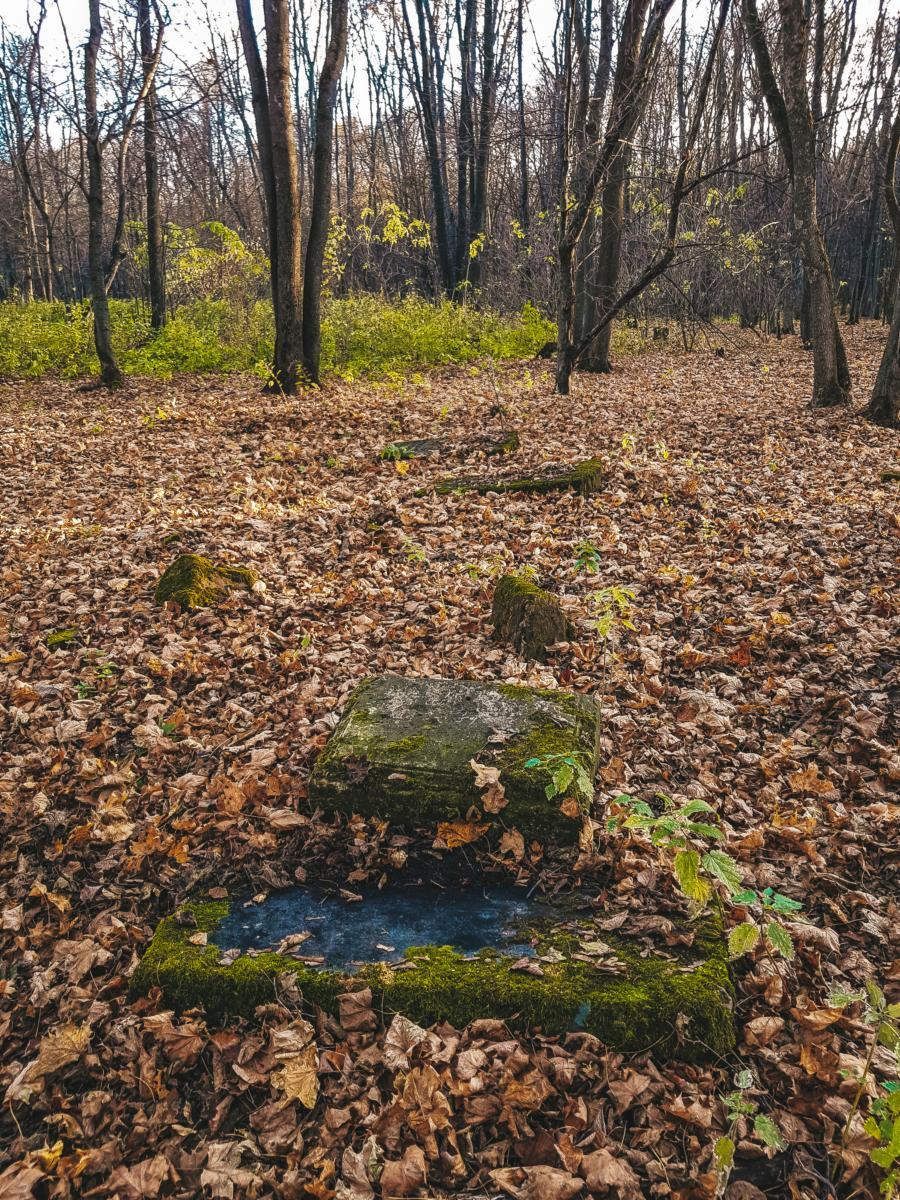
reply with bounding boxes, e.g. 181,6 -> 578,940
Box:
0,296 -> 555,381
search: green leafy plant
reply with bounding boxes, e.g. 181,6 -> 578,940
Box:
574,540 -> 602,574
828,981 -> 900,1196
714,1069 -> 784,1195
591,585 -> 636,640
606,794 -> 742,905
379,443 -> 414,461
525,752 -> 594,806
727,886 -> 803,961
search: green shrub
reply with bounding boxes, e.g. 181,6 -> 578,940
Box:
0,295 -> 555,381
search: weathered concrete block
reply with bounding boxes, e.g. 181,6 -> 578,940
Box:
308,675 -> 599,842
492,574 -> 571,661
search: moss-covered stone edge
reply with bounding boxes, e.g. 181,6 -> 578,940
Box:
308,678 -> 600,842
130,898 -> 734,1062
154,553 -> 258,611
427,456 -> 603,497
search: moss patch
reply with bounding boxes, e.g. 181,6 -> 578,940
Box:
429,457 -> 602,497
154,553 -> 258,611
492,574 -> 571,662
880,467 -> 900,483
132,898 -> 734,1062
308,675 -> 600,843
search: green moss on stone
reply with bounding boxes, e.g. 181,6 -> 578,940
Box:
484,430 -> 520,456
132,898 -> 734,1061
429,457 -> 602,498
46,628 -> 79,650
154,553 -> 258,611
492,575 -> 571,662
130,901 -> 342,1023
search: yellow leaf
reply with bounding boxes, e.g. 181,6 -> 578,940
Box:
395,460 -> 410,476
272,1044 -> 319,1109
1,651 -> 26,665
770,611 -> 792,626
36,1141 -> 64,1171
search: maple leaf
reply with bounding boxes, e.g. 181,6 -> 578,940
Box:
470,757 -> 507,813
6,1022 -> 91,1102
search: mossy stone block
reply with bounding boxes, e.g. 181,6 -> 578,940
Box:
429,457 -> 602,497
154,553 -> 258,611
492,575 -> 571,662
131,898 -> 734,1062
308,675 -> 599,842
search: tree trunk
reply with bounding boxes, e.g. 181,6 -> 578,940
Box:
139,0 -> 166,329
302,0 -> 349,383
866,108 -> 900,427
262,0 -> 304,393
236,0 -> 278,312
85,0 -> 122,387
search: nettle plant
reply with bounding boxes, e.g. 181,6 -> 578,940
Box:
606,794 -> 801,962
525,751 -> 594,806
829,981 -> 900,1197
714,1069 -> 784,1194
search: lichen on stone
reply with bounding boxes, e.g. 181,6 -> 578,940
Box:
154,553 -> 258,611
492,574 -> 571,662
132,897 -> 734,1062
429,457 -> 602,497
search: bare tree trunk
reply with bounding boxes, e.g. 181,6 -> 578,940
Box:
139,0 -> 166,329
262,0 -> 303,393
85,0 -> 121,387
866,108 -> 900,427
302,0 -> 348,383
777,0 -> 848,406
236,0 -> 278,310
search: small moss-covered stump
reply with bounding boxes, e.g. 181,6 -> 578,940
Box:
492,575 -> 570,661
309,675 -> 599,842
131,898 -> 734,1062
46,628 -> 80,650
429,457 -> 602,497
154,553 -> 258,610
481,430 -> 520,456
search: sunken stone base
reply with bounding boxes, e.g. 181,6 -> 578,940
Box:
308,675 -> 600,842
131,897 -> 735,1062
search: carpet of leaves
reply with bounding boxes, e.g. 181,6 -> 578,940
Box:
1,323 -> 898,1200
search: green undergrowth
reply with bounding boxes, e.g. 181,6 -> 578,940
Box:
131,898 -> 735,1061
0,296 -> 554,381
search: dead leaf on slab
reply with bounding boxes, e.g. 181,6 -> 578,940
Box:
470,757 -> 508,812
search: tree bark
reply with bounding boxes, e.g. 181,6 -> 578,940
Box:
262,0 -> 304,393
84,0 -> 121,387
139,0 -> 166,329
302,0 -> 349,383
866,107 -> 900,427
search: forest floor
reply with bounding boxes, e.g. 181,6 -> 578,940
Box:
1,322 -> 898,1200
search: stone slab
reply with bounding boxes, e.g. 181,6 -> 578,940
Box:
131,893 -> 735,1061
308,675 -> 600,842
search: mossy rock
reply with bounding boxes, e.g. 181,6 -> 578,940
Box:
131,898 -> 734,1062
428,457 -> 602,498
154,553 -> 258,611
380,438 -> 447,461
880,467 -> 900,483
492,575 -> 571,662
308,675 -> 599,843
45,628 -> 80,651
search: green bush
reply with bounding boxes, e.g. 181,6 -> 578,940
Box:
0,295 -> 554,381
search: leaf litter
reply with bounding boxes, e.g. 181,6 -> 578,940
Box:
0,325 -> 898,1197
